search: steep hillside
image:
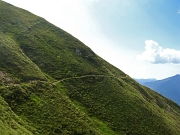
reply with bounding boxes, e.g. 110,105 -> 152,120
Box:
143,74 -> 180,105
1,1 -> 180,135
0,95 -> 34,135
0,33 -> 46,83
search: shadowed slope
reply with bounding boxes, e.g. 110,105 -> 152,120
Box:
0,95 -> 34,135
0,33 -> 46,82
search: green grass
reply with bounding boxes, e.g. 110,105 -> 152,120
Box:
0,33 -> 46,82
91,117 -> 117,135
62,76 -> 180,134
1,1 -> 180,134
0,81 -> 102,135
0,95 -> 34,135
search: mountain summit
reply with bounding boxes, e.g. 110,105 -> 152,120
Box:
1,1 -> 180,135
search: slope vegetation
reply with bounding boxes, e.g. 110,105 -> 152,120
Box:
1,1 -> 180,135
0,95 -> 34,135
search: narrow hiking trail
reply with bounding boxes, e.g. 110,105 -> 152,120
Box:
0,74 -> 129,88
53,74 -> 129,85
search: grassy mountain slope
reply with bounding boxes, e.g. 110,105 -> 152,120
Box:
0,95 -> 34,135
0,81 -> 105,135
0,33 -> 46,83
1,1 -> 180,134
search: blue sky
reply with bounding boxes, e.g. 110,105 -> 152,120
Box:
3,0 -> 180,79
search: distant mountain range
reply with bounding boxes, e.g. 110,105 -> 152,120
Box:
134,78 -> 157,84
135,75 -> 180,105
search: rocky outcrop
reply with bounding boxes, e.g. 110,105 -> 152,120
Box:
0,70 -> 14,85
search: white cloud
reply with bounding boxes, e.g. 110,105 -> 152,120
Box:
137,40 -> 180,64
